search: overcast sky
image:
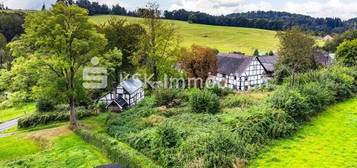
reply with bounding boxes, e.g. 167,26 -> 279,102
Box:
2,0 -> 357,20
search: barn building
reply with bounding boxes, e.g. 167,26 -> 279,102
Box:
211,53 -> 267,91
99,78 -> 145,112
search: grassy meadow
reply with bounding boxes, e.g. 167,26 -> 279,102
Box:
0,124 -> 110,168
0,103 -> 36,123
89,15 -> 279,55
249,97 -> 357,168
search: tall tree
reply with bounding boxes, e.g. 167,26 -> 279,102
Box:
133,2 -> 181,81
180,44 -> 218,84
97,18 -> 146,75
336,39 -> 357,67
12,3 -> 107,127
41,3 -> 46,10
276,28 -> 317,85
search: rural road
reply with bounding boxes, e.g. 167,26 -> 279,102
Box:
0,118 -> 18,132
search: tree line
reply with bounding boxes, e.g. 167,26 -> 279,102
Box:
164,9 -> 355,35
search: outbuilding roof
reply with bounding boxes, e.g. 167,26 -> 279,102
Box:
257,56 -> 277,73
217,53 -> 255,76
120,78 -> 144,94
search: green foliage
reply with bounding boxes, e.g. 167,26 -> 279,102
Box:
36,99 -> 55,113
75,128 -> 161,168
190,89 -> 220,114
253,49 -> 259,56
206,84 -> 232,97
269,86 -> 311,121
132,3 -> 181,81
336,39 -> 357,66
324,29 -> 357,52
10,3 -> 108,126
18,109 -> 96,128
298,82 -> 335,113
276,28 -> 318,82
235,109 -> 296,144
153,88 -> 182,107
221,94 -> 255,108
180,130 -> 249,168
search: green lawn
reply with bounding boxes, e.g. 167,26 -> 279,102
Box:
0,103 -> 36,123
249,97 -> 357,168
89,15 -> 279,55
0,125 -> 110,168
0,134 -> 40,162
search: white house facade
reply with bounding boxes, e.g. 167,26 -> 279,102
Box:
211,53 -> 268,91
99,78 -> 145,112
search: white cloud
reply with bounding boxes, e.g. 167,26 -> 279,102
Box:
170,0 -> 357,19
170,0 -> 273,15
283,0 -> 357,19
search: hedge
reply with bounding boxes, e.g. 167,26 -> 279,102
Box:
75,128 -> 161,168
18,110 -> 96,128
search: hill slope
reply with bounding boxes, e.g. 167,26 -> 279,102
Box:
89,15 -> 279,55
249,97 -> 357,168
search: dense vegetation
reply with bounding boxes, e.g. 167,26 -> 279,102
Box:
105,66 -> 357,167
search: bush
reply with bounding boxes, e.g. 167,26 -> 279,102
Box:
206,84 -> 232,97
18,110 -> 96,128
235,109 -> 296,144
180,130 -> 253,168
36,99 -> 55,112
299,82 -> 335,113
75,128 -> 161,168
190,89 -> 220,114
153,88 -> 181,107
269,86 -> 311,121
221,94 -> 254,108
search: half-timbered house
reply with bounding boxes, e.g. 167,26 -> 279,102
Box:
99,78 -> 145,112
211,53 -> 267,91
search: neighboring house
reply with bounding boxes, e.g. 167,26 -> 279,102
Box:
323,35 -> 334,41
99,78 -> 145,112
257,51 -> 332,74
211,53 -> 267,91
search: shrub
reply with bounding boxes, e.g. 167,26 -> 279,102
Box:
18,110 -> 96,128
206,84 -> 232,97
36,99 -> 55,112
180,130 -> 253,168
190,89 -> 220,114
153,88 -> 181,107
299,82 -> 335,113
235,109 -> 296,144
75,128 -> 161,168
221,94 -> 254,108
269,86 -> 311,121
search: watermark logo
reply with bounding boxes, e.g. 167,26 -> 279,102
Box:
83,57 -> 108,89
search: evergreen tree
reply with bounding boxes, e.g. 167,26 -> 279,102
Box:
253,49 -> 259,56
41,3 -> 46,10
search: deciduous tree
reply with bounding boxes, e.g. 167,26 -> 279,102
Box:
133,2 -> 181,81
336,39 -> 357,67
11,2 -> 107,127
180,44 -> 218,84
276,28 -> 317,85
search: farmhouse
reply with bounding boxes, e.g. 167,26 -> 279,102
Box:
211,53 -> 267,91
99,78 -> 145,112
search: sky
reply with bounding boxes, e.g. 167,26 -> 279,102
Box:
2,0 -> 357,20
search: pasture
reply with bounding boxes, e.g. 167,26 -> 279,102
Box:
90,15 -> 279,55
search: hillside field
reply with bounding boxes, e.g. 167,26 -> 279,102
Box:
89,15 -> 279,55
249,97 -> 357,168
